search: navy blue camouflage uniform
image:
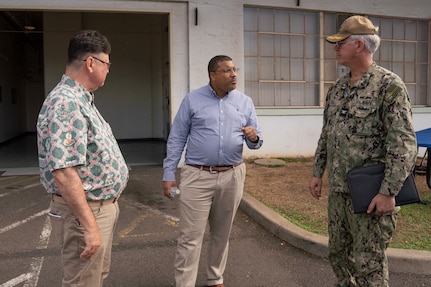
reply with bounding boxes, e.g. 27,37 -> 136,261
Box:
312,62 -> 417,286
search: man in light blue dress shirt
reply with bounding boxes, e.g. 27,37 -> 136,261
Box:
163,55 -> 263,287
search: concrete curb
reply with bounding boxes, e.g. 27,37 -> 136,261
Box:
240,192 -> 431,275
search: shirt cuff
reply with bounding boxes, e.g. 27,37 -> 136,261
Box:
162,169 -> 176,182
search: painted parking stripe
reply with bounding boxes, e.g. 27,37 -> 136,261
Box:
0,209 -> 49,234
0,273 -> 32,287
0,182 -> 42,198
0,178 -> 40,190
0,214 -> 52,287
24,216 -> 52,287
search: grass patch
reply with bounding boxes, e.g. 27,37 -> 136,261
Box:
253,157 -> 431,251
276,207 -> 328,235
390,200 -> 431,249
271,200 -> 431,250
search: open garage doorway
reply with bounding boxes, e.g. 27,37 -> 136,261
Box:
0,10 -> 170,172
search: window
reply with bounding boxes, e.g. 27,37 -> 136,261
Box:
371,17 -> 429,105
244,8 -> 429,107
244,8 -> 320,107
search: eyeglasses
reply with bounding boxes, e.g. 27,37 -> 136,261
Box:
217,67 -> 240,74
334,38 -> 350,49
84,56 -> 111,69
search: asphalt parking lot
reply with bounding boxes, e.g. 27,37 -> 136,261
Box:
1,166 -> 431,287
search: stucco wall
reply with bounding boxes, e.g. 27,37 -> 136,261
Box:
0,0 -> 430,158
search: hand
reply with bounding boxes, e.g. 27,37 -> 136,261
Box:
80,228 -> 101,260
163,181 -> 177,199
309,177 -> 322,200
367,193 -> 396,215
52,167 -> 102,260
242,126 -> 258,142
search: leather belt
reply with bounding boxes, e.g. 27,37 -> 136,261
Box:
188,163 -> 242,173
51,194 -> 118,206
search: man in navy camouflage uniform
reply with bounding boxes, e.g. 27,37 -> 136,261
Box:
309,16 -> 417,286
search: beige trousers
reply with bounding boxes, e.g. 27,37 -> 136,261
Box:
49,198 -> 120,287
174,163 -> 246,287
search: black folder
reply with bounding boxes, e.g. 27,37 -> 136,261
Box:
347,163 -> 421,213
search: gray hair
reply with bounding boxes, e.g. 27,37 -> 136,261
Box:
350,34 -> 381,54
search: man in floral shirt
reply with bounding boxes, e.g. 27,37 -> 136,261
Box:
37,30 -> 129,287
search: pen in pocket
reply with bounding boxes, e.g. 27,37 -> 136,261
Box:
48,212 -> 62,219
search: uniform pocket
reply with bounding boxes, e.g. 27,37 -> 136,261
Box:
351,106 -> 380,136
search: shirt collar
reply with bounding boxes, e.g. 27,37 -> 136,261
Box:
208,83 -> 232,99
61,74 -> 95,105
345,62 -> 376,89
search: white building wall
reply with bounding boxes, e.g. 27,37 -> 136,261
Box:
1,0 -> 430,158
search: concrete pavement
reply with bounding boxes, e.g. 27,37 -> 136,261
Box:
1,168 -> 341,287
1,165 -> 430,287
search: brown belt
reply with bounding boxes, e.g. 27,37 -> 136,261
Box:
188,163 -> 242,173
51,194 -> 118,206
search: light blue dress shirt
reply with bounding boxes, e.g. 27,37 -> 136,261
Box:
163,84 -> 263,182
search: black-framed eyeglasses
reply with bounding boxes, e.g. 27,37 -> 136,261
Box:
84,56 -> 111,69
216,67 -> 240,74
335,38 -> 350,49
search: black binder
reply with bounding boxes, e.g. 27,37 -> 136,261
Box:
347,163 -> 421,213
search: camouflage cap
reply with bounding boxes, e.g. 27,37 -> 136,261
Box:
326,15 -> 378,43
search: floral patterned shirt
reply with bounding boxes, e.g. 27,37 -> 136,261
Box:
37,74 -> 129,200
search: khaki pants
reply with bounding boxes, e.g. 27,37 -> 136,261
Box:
49,198 -> 120,287
174,163 -> 246,287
